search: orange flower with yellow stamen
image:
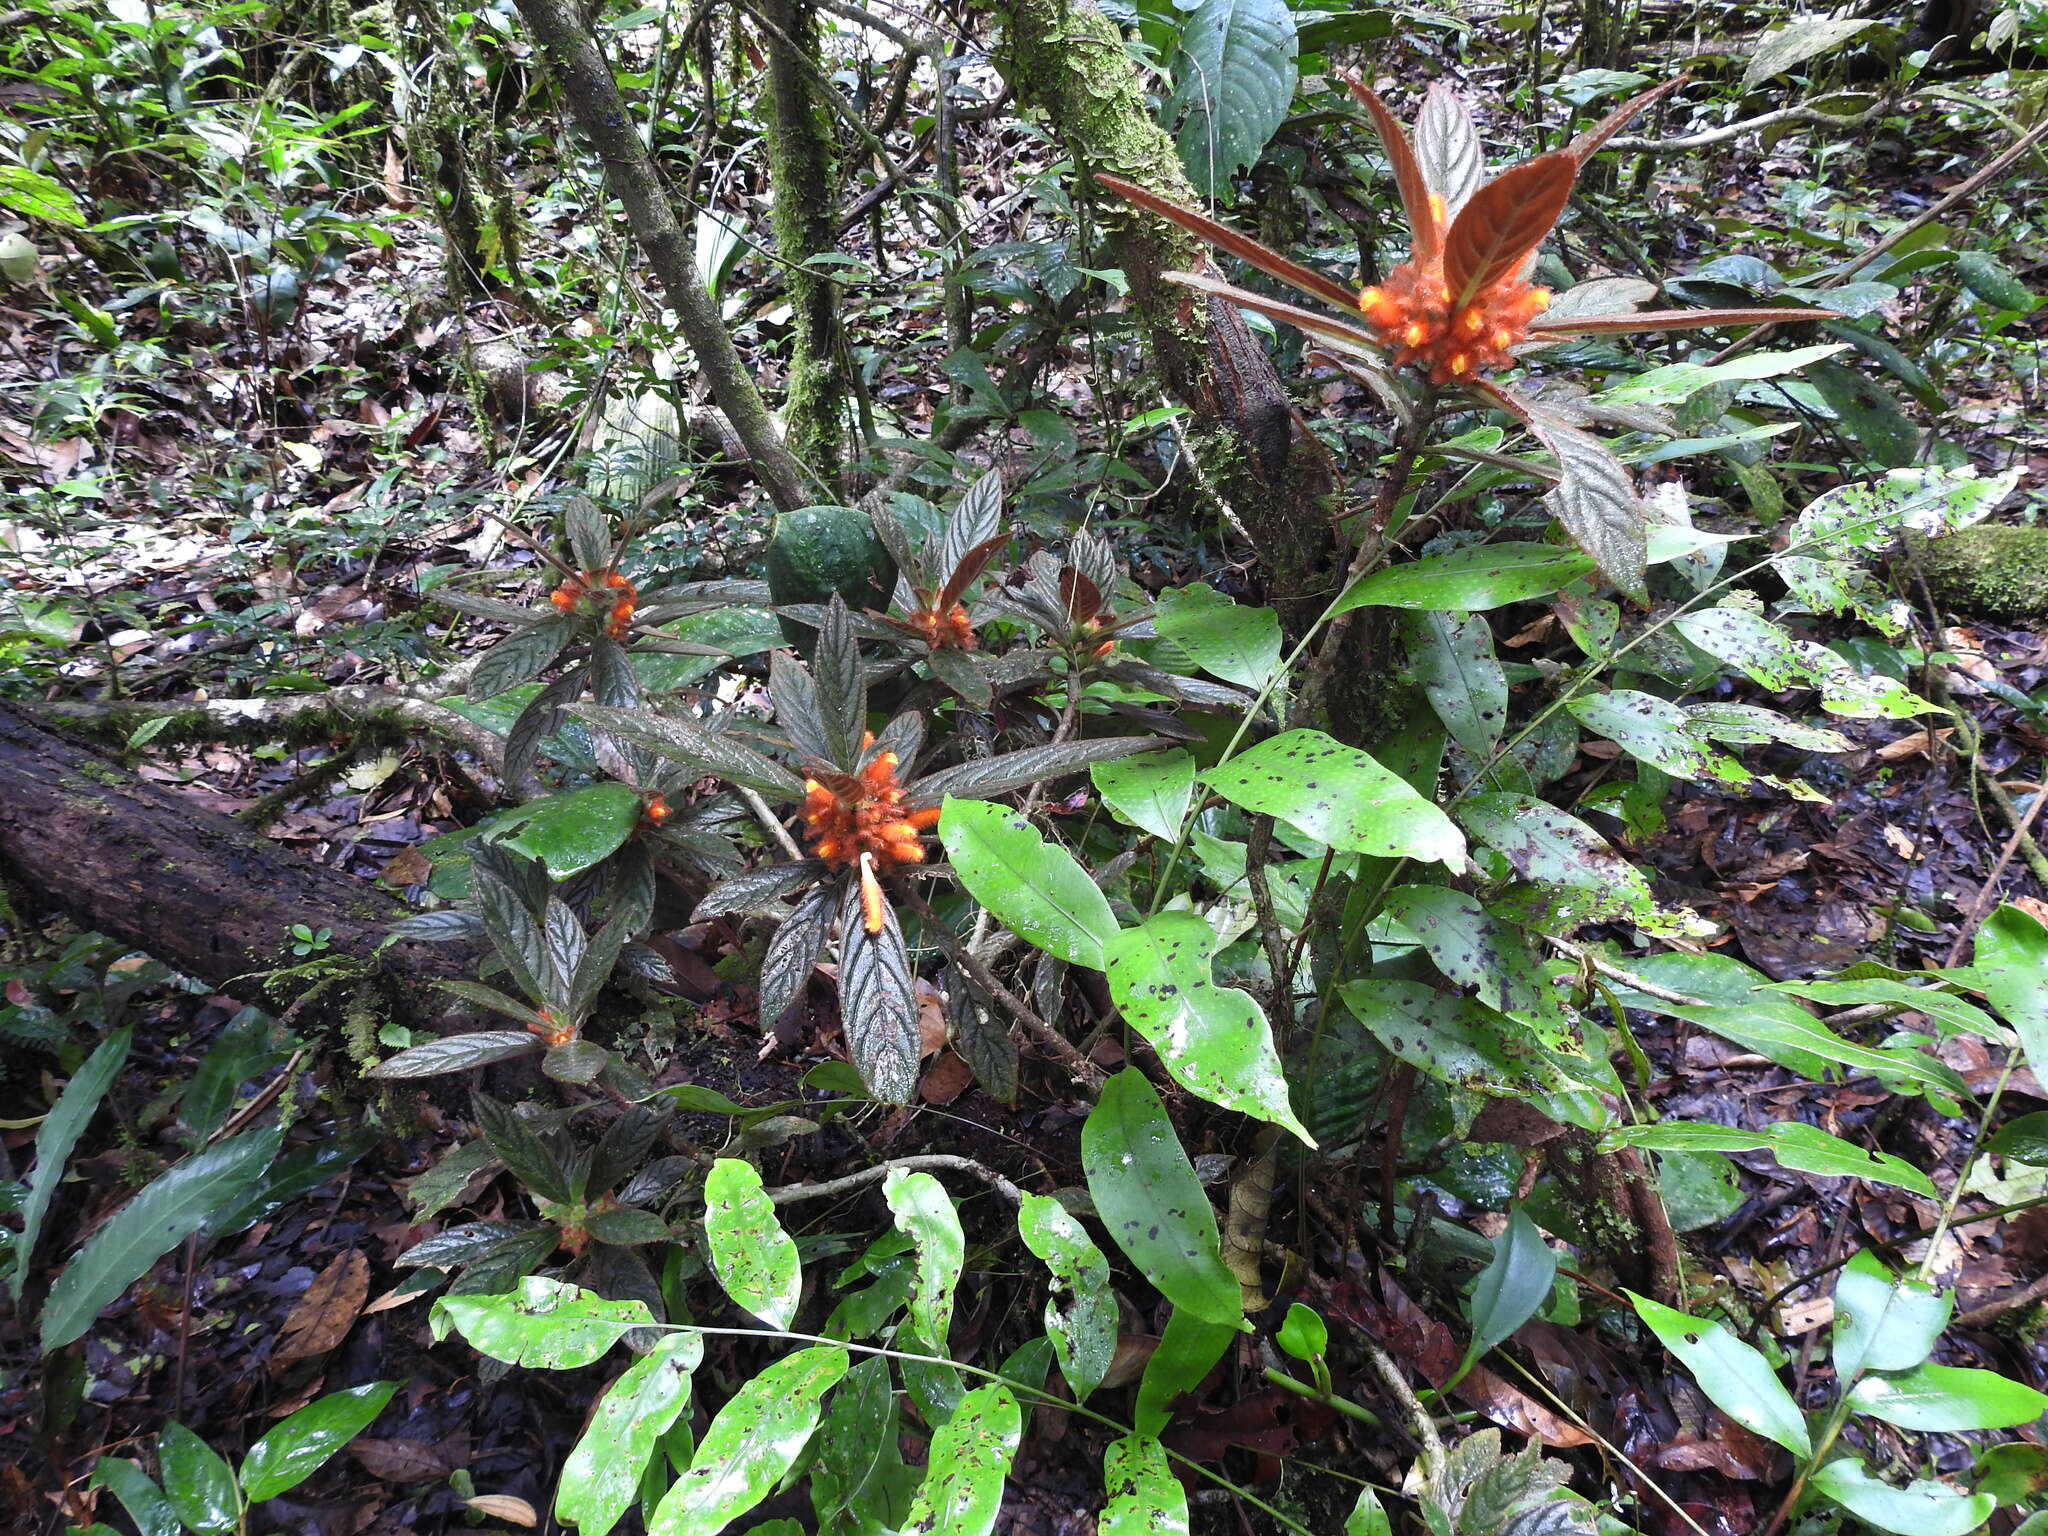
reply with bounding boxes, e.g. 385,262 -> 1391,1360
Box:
549,567 -> 638,639
799,733 -> 941,872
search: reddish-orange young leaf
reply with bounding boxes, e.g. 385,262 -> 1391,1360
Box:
937,530 -> 1010,611
1442,151 -> 1577,309
1164,270 -> 1381,357
1342,77 -> 1443,260
1093,174 -> 1360,314
1528,305 -> 1838,335
1567,75 -> 1688,163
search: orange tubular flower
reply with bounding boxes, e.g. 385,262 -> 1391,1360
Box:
800,736 -> 941,873
549,567 -> 638,638
907,602 -> 978,651
1094,76 -> 1835,391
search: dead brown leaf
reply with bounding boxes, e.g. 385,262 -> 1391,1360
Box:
272,1249 -> 370,1363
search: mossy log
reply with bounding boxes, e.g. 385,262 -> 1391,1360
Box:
1909,525 -> 2048,620
0,703 -> 480,1035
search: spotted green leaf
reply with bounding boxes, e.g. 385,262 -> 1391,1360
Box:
1017,1193 -> 1116,1401
884,1169 -> 964,1352
1092,749 -> 1197,842
894,1384 -> 1021,1536
557,1332 -> 705,1536
1104,913 -> 1313,1143
1204,730 -> 1465,868
940,797 -> 1117,969
648,1345 -> 849,1536
431,1275 -> 652,1368
1102,1436 -> 1189,1536
1629,1292 -> 1809,1455
704,1159 -> 802,1329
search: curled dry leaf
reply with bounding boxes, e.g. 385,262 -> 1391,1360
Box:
463,1494 -> 538,1526
271,1250 -> 370,1363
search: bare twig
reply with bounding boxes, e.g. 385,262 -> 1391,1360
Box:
740,784 -> 806,862
765,1152 -> 1024,1206
1607,99 -> 1884,153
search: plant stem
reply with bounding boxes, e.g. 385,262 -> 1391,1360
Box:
1261,1365 -> 1387,1428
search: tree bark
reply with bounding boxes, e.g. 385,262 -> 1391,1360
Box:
0,705 -> 479,1034
989,0 -> 1349,644
512,0 -> 816,512
761,0 -> 852,486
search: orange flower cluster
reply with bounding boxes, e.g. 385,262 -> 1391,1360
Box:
640,792 -> 672,828
550,568 -> 637,639
527,1007 -> 576,1048
906,602 -> 977,650
1358,250 -> 1551,385
800,741 -> 939,870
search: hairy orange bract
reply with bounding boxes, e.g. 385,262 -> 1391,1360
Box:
1357,261 -> 1550,384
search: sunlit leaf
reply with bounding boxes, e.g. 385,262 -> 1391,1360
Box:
703,1160 -> 802,1329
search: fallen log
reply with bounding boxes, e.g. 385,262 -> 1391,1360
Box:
0,703 -> 480,1034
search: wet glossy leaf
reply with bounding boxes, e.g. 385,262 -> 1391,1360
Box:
1335,543 -> 1595,613
1092,750 -> 1196,842
90,1459 -> 179,1536
1104,913 -> 1313,1143
1568,690 -> 1749,784
240,1380 -> 401,1502
1629,1293 -> 1809,1455
1457,793 -> 1651,916
1849,1362 -> 2048,1430
837,875 -> 922,1104
1464,1210 -> 1557,1367
1599,1121 -> 1934,1197
1988,1110 -> 2048,1164
1276,1302 -> 1327,1363
1102,1435 -> 1188,1536
810,1355 -> 913,1533
885,1169 -> 964,1351
1154,584 -> 1281,690
1407,611 -> 1507,759
1971,903 -> 2048,1092
647,1345 -> 849,1536
703,1159 -> 801,1328
1344,1487 -> 1393,1536
158,1423 -> 238,1536
1809,1460 -> 1991,1536
1205,730 -> 1465,868
1135,1307 -> 1237,1437
14,1026 -> 129,1302
894,1383 -> 1021,1536
1832,1251 -> 1952,1379
1017,1193 -> 1116,1400
41,1120 -> 283,1350
432,1276 -> 653,1367
370,1031 -> 540,1078
1082,1070 -> 1242,1327
557,1331 -> 704,1536
940,798 -> 1117,969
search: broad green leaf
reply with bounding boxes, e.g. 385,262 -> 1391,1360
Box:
894,1384 -> 1021,1536
239,1380 -> 401,1502
1204,731 -> 1465,868
1136,1307 -> 1238,1437
498,783 -> 643,879
158,1423 -> 238,1536
1377,886 -> 1570,1049
1082,1070 -> 1242,1326
1344,1488 -> 1393,1536
1154,584 -> 1282,689
1017,1193 -> 1116,1400
1972,903 -> 2048,1090
810,1356 -> 913,1534
1104,914 -> 1313,1142
1740,16 -> 1877,89
1102,1436 -> 1188,1536
1167,0 -> 1298,195
1833,1251 -> 1951,1380
940,798 -> 1117,969
557,1332 -> 705,1536
1809,1460 -> 1992,1536
432,1276 -> 652,1367
1568,691 -> 1750,784
0,164 -> 88,225
1988,1110 -> 2048,1164
1673,605 -> 1929,719
41,1120 -> 283,1350
703,1160 -> 802,1329
1276,1303 -> 1327,1363
884,1169 -> 965,1351
1092,750 -> 1196,842
1597,1121 -> 1936,1197
369,1031 -> 541,1078
1767,978 -> 2002,1042
648,1345 -> 849,1536
1849,1363 -> 2048,1431
14,1026 -> 130,1301
90,1459 -> 179,1536
1457,793 -> 1652,917
1594,343 -> 1846,407
1463,1209 -> 1558,1366
1336,979 -> 1568,1095
1629,1293 -> 1810,1455
1334,544 -> 1595,613
1406,611 -> 1507,759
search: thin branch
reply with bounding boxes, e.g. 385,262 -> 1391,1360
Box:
1607,100 -> 1884,152
740,784 -> 807,862
766,1152 -> 1024,1206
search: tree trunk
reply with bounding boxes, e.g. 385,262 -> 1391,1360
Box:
512,0 -> 816,512
0,705 -> 478,1035
989,0 -> 1349,644
761,0 -> 852,486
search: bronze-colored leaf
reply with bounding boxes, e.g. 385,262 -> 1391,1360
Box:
1164,271 -> 1380,357
271,1250 -> 370,1363
1094,173 -> 1362,315
1530,303 -> 1838,336
1442,152 -> 1577,310
1342,77 -> 1443,259
938,530 -> 1011,613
